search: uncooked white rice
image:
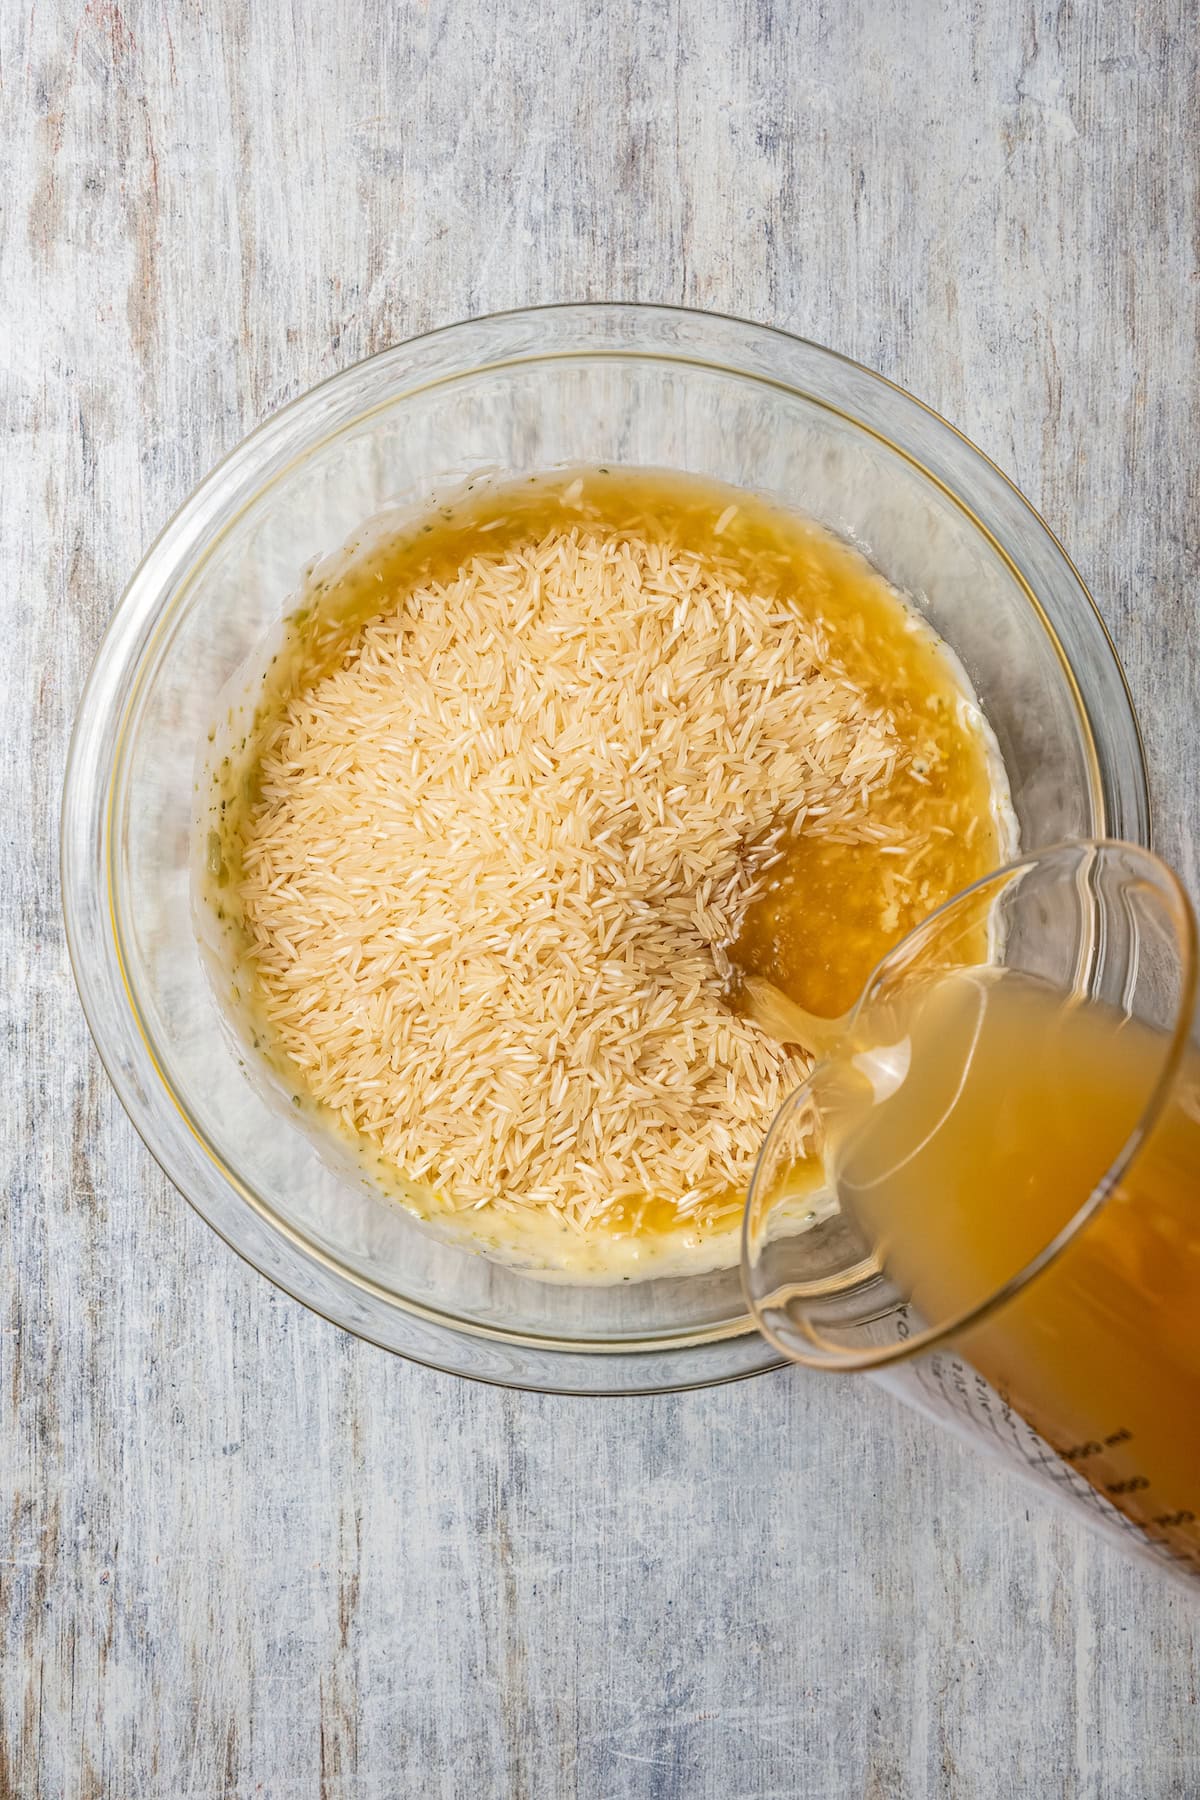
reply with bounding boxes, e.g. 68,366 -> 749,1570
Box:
237,527 -> 903,1233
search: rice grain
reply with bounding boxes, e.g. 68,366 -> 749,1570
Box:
236,527 -> 904,1233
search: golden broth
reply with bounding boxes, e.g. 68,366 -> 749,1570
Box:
207,469 -> 1014,1277
833,968 -> 1200,1573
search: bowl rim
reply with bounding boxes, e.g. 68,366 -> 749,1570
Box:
60,301 -> 1152,1392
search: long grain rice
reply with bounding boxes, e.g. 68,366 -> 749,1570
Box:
236,528 -> 903,1233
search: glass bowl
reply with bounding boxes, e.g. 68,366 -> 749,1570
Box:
61,304 -> 1149,1393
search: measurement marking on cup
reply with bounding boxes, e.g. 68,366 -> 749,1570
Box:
910,1353 -> 1200,1580
1056,1426 -> 1135,1462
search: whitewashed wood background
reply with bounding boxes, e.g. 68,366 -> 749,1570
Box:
3,2 -> 1200,1795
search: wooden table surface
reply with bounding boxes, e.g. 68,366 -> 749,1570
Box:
4,2 -> 1199,1794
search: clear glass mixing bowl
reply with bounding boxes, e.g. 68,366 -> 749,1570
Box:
61,304 -> 1149,1393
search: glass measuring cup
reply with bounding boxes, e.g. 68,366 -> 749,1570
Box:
742,841 -> 1200,1586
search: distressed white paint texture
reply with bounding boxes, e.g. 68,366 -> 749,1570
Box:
3,1 -> 1200,1795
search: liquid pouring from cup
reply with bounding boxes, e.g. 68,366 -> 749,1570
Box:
740,841 -> 1200,1588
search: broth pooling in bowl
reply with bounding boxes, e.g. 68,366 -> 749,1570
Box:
201,470 -> 1015,1279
